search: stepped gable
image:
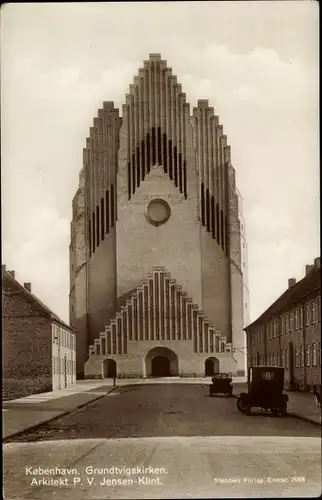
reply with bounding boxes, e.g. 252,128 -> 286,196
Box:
89,266 -> 232,358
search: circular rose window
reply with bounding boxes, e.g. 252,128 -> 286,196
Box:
145,198 -> 171,226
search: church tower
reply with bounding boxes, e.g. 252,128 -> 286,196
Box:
69,54 -> 246,378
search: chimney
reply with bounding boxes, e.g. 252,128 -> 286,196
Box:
314,257 -> 321,269
305,265 -> 314,276
24,282 -> 32,292
288,278 -> 296,288
1,264 -> 6,273
8,270 -> 15,279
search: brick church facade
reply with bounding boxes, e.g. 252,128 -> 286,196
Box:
69,54 -> 247,379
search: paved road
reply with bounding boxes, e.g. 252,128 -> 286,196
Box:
4,384 -> 321,499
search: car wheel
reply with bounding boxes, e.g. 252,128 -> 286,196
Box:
237,397 -> 249,414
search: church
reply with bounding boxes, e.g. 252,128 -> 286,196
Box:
69,53 -> 248,379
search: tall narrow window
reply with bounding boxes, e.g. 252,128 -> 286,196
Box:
216,204 -> 220,246
135,146 -> 140,188
206,189 -> 210,232
88,219 -> 92,256
157,127 -> 162,164
299,307 -> 303,328
128,163 -> 131,199
111,184 -> 115,227
201,183 -> 205,226
211,196 -> 215,239
311,300 -> 316,324
306,345 -> 310,367
101,198 -> 105,241
178,153 -> 183,193
96,205 -> 100,247
152,127 -> 156,165
312,343 -> 317,366
162,134 -> 167,173
92,212 -> 96,252
294,308 -> 298,330
183,160 -> 187,199
105,190 -> 110,234
220,209 -> 224,250
173,147 -> 178,186
305,303 -> 310,326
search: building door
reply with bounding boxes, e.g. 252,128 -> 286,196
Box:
205,358 -> 214,376
205,357 -> 220,376
151,356 -> 171,377
103,359 -> 117,378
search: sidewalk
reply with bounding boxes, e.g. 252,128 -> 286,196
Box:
3,380 -> 116,440
233,383 -> 321,426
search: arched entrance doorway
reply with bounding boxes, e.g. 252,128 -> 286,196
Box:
103,359 -> 117,378
145,347 -> 179,377
204,357 -> 220,376
151,356 -> 171,377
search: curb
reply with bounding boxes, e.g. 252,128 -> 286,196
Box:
3,386 -> 118,442
287,412 -> 321,427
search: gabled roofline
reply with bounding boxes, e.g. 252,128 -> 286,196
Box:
2,269 -> 76,334
245,265 -> 320,332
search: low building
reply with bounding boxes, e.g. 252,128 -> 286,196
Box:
245,258 -> 321,391
2,265 -> 76,400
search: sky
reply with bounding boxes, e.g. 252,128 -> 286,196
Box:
1,1 -> 319,325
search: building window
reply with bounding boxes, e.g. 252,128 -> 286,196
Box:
305,303 -> 310,326
295,348 -> 299,368
317,297 -> 321,323
299,307 -> 303,328
312,343 -> 317,367
306,345 -> 310,367
285,348 -> 289,369
300,346 -> 304,367
281,349 -> 284,367
294,309 -> 298,330
311,301 -> 316,324
286,313 -> 289,333
290,312 -> 294,331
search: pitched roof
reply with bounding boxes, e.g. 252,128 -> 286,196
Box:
245,265 -> 321,331
2,269 -> 75,333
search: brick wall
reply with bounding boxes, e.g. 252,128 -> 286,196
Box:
246,292 -> 321,391
85,340 -> 237,378
116,163 -> 203,307
3,288 -> 52,400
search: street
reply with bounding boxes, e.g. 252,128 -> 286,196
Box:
4,384 -> 321,498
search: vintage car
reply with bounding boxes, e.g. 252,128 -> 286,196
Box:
237,366 -> 288,416
209,373 -> 233,397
